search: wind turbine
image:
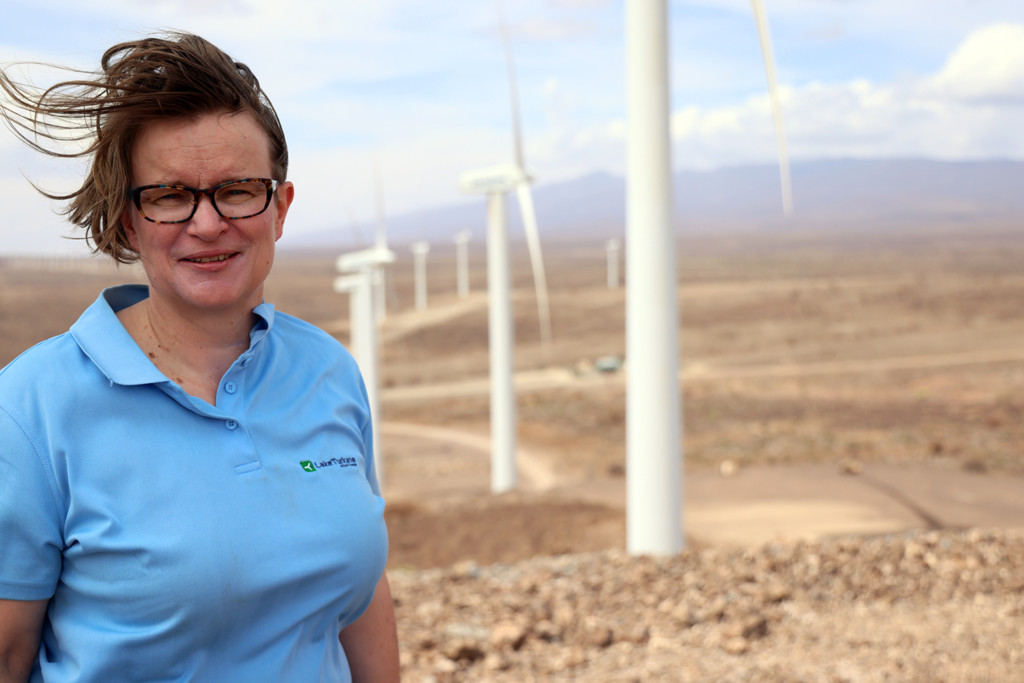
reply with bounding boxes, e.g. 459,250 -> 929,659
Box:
459,3 -> 553,493
625,0 -> 793,556
334,245 -> 396,488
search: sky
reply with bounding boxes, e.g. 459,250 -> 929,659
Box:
2,0 -> 1023,255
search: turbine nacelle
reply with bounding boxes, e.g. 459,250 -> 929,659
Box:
335,246 -> 396,273
459,164 -> 532,196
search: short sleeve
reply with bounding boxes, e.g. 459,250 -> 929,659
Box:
0,407 -> 63,600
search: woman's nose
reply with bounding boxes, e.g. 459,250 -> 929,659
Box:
186,194 -> 229,240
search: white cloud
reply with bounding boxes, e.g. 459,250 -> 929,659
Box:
922,23 -> 1024,103
665,71 -> 1024,171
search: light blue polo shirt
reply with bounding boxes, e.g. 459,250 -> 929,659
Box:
0,285 -> 388,682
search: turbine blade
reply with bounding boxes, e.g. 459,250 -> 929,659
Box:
345,207 -> 366,247
373,156 -> 388,248
515,181 -> 553,354
498,0 -> 525,170
751,0 -> 793,217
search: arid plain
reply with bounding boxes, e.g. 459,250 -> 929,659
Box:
2,222 -> 1023,680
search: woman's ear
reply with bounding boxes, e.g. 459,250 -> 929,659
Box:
273,181 -> 295,241
121,210 -> 139,251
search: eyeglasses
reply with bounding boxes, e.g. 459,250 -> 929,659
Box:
129,178 -> 278,224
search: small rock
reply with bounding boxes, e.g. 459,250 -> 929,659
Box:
838,458 -> 863,476
490,620 -> 528,650
440,639 -> 485,663
432,656 -> 458,673
723,636 -> 749,655
534,619 -> 562,642
483,652 -> 510,671
583,624 -> 614,648
565,647 -> 588,668
451,560 -> 481,579
619,623 -> 651,644
553,603 -> 576,628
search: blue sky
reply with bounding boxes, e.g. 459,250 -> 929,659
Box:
2,0 -> 1024,255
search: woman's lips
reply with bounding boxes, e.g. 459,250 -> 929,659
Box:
184,252 -> 236,264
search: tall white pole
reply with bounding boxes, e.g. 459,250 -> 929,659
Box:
455,230 -> 471,298
354,270 -> 383,486
333,270 -> 384,488
626,0 -> 683,555
411,242 -> 430,311
606,238 -> 621,290
333,275 -> 364,364
487,193 -> 517,493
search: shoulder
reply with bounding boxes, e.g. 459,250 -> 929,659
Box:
261,309 -> 364,382
0,331 -> 103,455
0,332 -> 84,395
272,310 -> 339,341
0,289 -> 125,428
254,312 -> 371,424
269,311 -> 352,359
0,285 -> 136,401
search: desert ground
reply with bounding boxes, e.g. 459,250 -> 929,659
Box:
2,222 -> 1023,681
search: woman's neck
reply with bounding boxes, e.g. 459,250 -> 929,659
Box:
117,297 -> 255,405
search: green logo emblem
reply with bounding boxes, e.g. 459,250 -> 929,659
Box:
300,460 -> 317,473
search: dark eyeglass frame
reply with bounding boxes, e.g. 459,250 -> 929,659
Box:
128,177 -> 278,224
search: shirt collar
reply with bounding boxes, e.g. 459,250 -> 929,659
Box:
71,284 -> 276,387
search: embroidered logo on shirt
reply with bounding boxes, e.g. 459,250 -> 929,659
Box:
299,457 -> 357,472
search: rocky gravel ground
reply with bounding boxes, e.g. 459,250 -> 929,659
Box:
390,528 -> 1024,682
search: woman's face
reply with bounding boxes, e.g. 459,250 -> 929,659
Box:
123,111 -> 293,318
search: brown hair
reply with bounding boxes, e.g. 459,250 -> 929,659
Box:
0,32 -> 288,263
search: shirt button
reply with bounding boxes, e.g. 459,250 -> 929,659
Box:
225,382 -> 237,394
225,420 -> 238,430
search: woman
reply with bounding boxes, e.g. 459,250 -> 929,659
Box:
0,33 -> 399,682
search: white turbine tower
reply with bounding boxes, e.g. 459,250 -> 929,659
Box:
411,241 -> 430,311
459,4 -> 553,494
626,0 -> 793,556
606,238 -> 620,290
334,245 -> 396,488
454,230 -> 472,298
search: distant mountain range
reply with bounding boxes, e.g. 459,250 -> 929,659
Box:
285,158 -> 1024,250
